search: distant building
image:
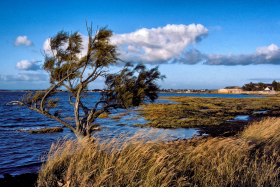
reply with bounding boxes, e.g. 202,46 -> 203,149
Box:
255,83 -> 273,90
218,86 -> 242,94
264,87 -> 274,91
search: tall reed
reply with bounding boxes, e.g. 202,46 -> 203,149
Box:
38,118 -> 280,187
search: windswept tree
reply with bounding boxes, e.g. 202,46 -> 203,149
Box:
7,24 -> 165,141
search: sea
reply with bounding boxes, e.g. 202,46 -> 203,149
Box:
0,91 -> 264,177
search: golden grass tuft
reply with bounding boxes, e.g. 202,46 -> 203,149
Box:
119,112 -> 129,116
110,116 -> 122,121
98,113 -> 109,119
38,118 -> 280,186
126,117 -> 138,121
63,117 -> 74,121
28,127 -> 63,134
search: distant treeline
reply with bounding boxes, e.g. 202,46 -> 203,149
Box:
0,89 -> 104,92
242,80 -> 280,91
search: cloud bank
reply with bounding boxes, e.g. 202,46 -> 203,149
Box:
14,36 -> 33,46
42,25 -> 280,66
0,73 -> 48,81
172,49 -> 206,64
111,24 -> 208,63
16,59 -> 41,71
43,24 -> 208,64
205,44 -> 280,65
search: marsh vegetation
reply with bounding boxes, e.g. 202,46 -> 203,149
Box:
34,96 -> 280,186
137,96 -> 280,136
38,117 -> 280,187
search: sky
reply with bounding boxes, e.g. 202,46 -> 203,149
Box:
1,0 -> 280,90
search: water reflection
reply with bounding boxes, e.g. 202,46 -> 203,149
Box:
253,111 -> 269,114
91,107 -> 199,141
227,115 -> 250,121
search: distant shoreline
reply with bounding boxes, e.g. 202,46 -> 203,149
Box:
0,90 -> 103,93
0,90 -> 278,96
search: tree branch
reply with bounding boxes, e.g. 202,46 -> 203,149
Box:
40,72 -> 75,111
8,101 -> 76,132
82,65 -> 99,84
68,94 -> 75,105
79,101 -> 89,116
87,102 -> 121,124
74,86 -> 83,129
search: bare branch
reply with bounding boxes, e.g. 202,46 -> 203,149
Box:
40,72 -> 75,111
94,100 -> 108,111
79,101 -> 90,116
6,101 -> 21,106
82,64 -> 99,84
74,86 -> 83,129
68,94 -> 75,105
12,101 -> 76,132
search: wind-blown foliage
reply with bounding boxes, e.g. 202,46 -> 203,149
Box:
38,118 -> 280,187
7,23 -> 165,141
102,63 -> 164,109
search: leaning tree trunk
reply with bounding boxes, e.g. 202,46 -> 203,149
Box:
74,119 -> 88,141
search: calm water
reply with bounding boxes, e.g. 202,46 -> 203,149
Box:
0,92 -> 263,176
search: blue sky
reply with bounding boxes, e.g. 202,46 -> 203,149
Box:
1,0 -> 280,90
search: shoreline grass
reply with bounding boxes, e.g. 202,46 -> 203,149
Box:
38,117 -> 280,186
28,127 -> 63,134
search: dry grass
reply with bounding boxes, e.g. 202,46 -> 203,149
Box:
63,117 -> 74,121
126,117 -> 138,121
28,127 -> 63,134
38,117 -> 280,186
98,113 -> 109,119
110,116 -> 122,121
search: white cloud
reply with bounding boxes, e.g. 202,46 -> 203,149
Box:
110,24 -> 208,63
127,45 -> 143,54
42,25 -> 208,65
43,38 -> 51,55
14,36 -> 33,46
172,49 -> 206,64
80,34 -> 89,57
0,73 -> 48,81
205,44 -> 280,65
42,27 -> 280,66
16,59 -> 41,71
